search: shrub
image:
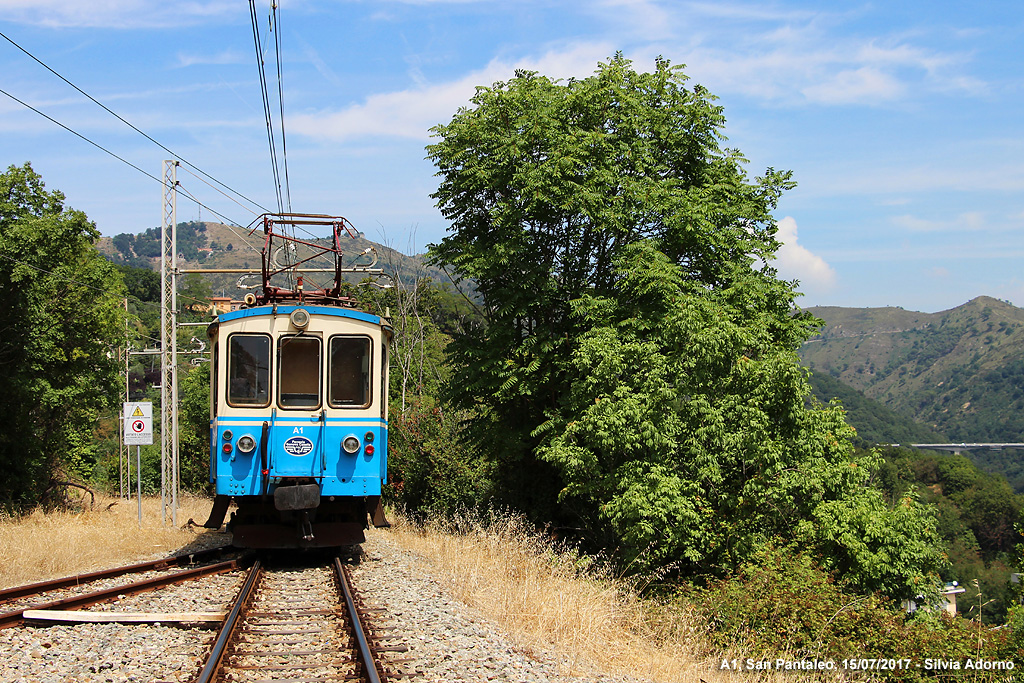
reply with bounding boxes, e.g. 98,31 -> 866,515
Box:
385,400 -> 492,516
684,545 -> 1016,681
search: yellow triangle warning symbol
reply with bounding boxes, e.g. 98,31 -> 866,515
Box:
132,406 -> 144,417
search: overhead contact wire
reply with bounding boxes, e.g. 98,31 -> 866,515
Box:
0,29 -> 271,216
250,0 -> 284,214
0,252 -> 216,313
0,87 -> 257,251
0,86 -> 162,184
175,182 -> 264,257
272,2 -> 293,215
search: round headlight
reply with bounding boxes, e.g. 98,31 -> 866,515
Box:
290,308 -> 310,330
237,435 -> 256,453
342,436 -> 360,454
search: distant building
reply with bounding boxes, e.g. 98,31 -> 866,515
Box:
903,582 -> 967,616
187,297 -> 244,316
209,297 -> 244,314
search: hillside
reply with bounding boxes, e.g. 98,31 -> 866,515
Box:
806,371 -> 947,447
800,296 -> 1024,442
97,221 -> 459,298
801,297 -> 1024,491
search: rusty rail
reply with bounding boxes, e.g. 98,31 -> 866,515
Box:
2,559 -> 240,630
335,557 -> 383,683
0,545 -> 229,605
191,560 -> 262,683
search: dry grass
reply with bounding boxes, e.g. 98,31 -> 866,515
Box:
0,493 -> 225,590
383,512 -> 758,683
0,498 -> 832,683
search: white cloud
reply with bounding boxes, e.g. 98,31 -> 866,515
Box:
682,44 -> 920,106
672,7 -> 983,106
176,50 -> 248,68
258,4 -> 989,149
288,41 -> 615,142
0,0 -> 237,28
589,0 -> 675,41
891,211 -> 989,233
774,216 -> 836,290
800,66 -> 904,104
812,161 -> 1024,197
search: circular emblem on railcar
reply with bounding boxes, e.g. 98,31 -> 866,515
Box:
283,436 -> 314,456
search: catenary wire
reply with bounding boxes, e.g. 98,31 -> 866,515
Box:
0,86 -> 360,289
250,0 -> 284,214
0,252 -> 214,313
0,28 -> 272,216
178,164 -> 262,220
174,181 -> 264,256
0,86 -> 163,184
1,19 -> 353,288
272,2 -> 293,215
0,86 -> 258,233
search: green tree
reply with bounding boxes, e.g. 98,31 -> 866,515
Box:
427,56 -> 945,595
178,362 -> 211,492
0,163 -> 128,510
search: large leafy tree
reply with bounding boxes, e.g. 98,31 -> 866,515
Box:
0,163 -> 127,510
427,56 -> 945,595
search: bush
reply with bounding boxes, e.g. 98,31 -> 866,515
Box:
385,400 -> 492,516
684,545 -> 1018,680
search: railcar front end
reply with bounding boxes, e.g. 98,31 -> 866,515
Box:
204,304 -> 391,548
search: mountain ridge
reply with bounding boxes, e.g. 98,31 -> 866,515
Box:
800,296 -> 1024,444
97,220 -> 459,297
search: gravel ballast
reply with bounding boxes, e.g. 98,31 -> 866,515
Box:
0,529 -> 659,683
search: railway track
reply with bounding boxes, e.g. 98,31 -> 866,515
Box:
1,546 -> 412,681
194,553 -> 408,683
0,531 -> 579,682
0,546 -> 237,630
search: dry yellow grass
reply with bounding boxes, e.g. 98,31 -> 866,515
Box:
382,512 -> 780,683
0,493 -> 226,590
1,498 -> 829,683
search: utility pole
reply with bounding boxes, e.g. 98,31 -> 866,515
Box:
120,297 -> 129,500
161,160 -> 179,527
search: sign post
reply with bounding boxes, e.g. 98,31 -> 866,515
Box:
123,402 -> 153,527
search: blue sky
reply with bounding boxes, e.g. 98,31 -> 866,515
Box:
1,1 -> 1022,313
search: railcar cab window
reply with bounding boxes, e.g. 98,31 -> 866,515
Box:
329,336 -> 371,408
228,334 -> 270,407
278,335 -> 322,409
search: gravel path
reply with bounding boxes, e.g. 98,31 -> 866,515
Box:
0,529 -> 657,683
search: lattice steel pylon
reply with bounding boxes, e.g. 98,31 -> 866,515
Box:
160,160 -> 180,527
120,340 -> 129,500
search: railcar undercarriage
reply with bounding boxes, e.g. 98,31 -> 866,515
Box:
204,491 -> 389,549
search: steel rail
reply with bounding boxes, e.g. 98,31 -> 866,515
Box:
334,557 -> 382,683
0,546 -> 229,604
192,559 -> 263,683
1,559 -> 239,630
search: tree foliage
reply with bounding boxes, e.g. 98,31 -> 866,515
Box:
178,361 -> 212,493
108,221 -> 207,267
0,163 -> 127,510
427,56 -> 946,596
876,446 -> 1022,623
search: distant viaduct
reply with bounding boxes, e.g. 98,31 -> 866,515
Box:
888,443 -> 1024,453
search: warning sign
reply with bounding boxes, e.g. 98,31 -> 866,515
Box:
123,402 -> 153,446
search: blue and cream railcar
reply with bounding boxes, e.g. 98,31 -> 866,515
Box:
205,304 -> 391,547
201,212 -> 392,549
